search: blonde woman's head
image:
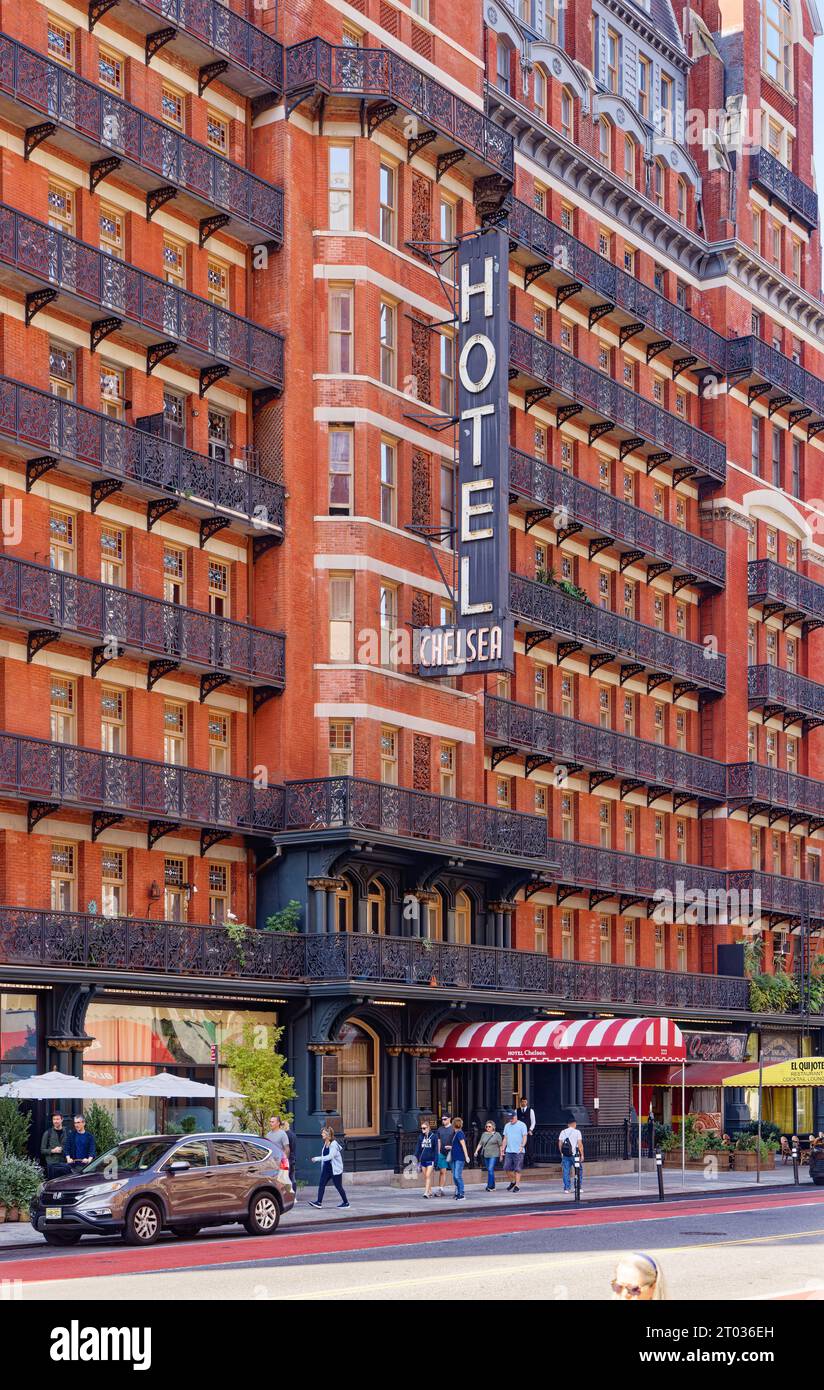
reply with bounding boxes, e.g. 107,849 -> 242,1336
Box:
611,1253 -> 666,1301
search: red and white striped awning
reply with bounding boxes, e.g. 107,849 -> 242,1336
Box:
432,1017 -> 685,1065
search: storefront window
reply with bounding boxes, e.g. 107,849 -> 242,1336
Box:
0,992 -> 38,1082
321,1020 -> 378,1135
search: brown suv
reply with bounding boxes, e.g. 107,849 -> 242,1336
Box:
30,1133 -> 295,1246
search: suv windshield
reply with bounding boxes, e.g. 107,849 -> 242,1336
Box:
84,1138 -> 176,1176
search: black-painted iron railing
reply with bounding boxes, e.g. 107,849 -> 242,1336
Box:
728,336 -> 824,421
749,148 -> 818,227
748,664 -> 824,721
748,559 -> 824,624
727,762 -> 824,819
121,0 -> 283,93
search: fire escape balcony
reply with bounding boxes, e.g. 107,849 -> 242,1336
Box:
87,0 -> 283,102
727,335 -> 824,437
0,203 -> 284,392
509,323 -> 726,489
0,35 -> 284,247
727,761 -> 824,834
276,776 -> 550,868
284,39 -> 513,201
0,375 -> 284,538
749,148 -> 818,231
748,559 -> 824,631
509,445 -> 726,591
509,573 -> 726,699
747,664 -> 824,731
484,694 -> 727,810
0,553 -> 285,700
505,196 -> 727,377
0,732 -> 284,845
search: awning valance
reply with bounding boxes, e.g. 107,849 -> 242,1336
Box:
722,1057 -> 824,1088
664,1062 -> 750,1087
432,1016 -> 685,1065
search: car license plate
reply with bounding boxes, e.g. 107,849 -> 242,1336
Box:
45,1207 -> 61,1220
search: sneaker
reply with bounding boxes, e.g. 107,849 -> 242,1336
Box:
423,1192 -> 431,1199
512,1185 -> 520,1193
455,1194 -> 464,1200
338,1202 -> 350,1208
506,1182 -> 514,1192
309,1201 -> 323,1209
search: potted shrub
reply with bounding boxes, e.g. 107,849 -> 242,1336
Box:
0,1153 -> 43,1220
732,1132 -> 759,1170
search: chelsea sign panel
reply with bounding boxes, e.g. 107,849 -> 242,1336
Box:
418,228 -> 514,677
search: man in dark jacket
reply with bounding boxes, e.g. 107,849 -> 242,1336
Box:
40,1112 -> 69,1177
284,1120 -> 298,1198
64,1113 -> 96,1169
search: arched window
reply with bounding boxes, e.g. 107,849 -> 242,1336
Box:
597,117 -> 611,168
624,136 -> 635,184
322,1019 -> 379,1135
653,159 -> 665,209
533,65 -> 546,117
676,177 -> 687,226
496,40 -> 511,95
454,891 -> 471,945
366,879 -> 386,934
335,877 -> 354,932
560,87 -> 574,142
422,891 -> 443,941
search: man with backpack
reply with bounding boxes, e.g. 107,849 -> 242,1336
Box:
558,1117 -> 584,1194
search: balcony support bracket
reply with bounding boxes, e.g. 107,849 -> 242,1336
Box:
252,685 -> 280,712
90,156 -> 122,194
525,386 -> 553,412
146,28 -> 177,65
24,122 -> 57,161
768,394 -> 792,418
252,387 -> 278,415
672,572 -> 697,596
588,420 -> 614,446
147,497 -> 179,531
619,895 -> 644,915
673,791 -> 695,813
148,819 -> 178,850
557,521 -> 583,545
525,507 -> 555,533
147,658 -> 180,691
252,532 -> 282,563
620,662 -> 644,685
91,811 -> 123,842
90,317 -> 123,354
28,802 -> 58,833
747,381 -> 771,405
200,516 -> 230,547
673,681 -> 698,703
525,755 -> 553,778
89,0 -> 119,30
199,214 -> 230,248
767,807 -> 786,827
367,101 -> 397,138
147,185 -> 177,221
789,408 -> 811,428
589,770 -> 612,793
27,629 -> 59,663
619,549 -> 645,573
588,302 -> 614,330
589,890 -> 613,910
789,811 -> 808,833
199,364 -> 229,398
672,355 -> 697,379
620,779 -> 643,800
90,478 -> 123,513
589,535 -> 612,561
407,129 -> 437,161
646,339 -> 671,364
646,452 -> 672,475
524,261 -> 554,291
201,828 -> 230,856
490,745 -> 516,771
555,280 -> 582,309
200,672 -> 230,703
619,436 -> 644,461
25,289 -> 58,326
556,885 -> 579,906
26,456 -> 58,492
556,641 -> 582,666
91,643 -> 118,678
647,561 -> 672,585
525,628 -> 553,653
647,671 -> 669,694
436,149 -> 465,182
673,465 -> 698,488
555,402 -> 581,427
647,784 -> 669,807
808,420 -> 824,441
589,652 -> 612,676
619,322 -> 643,348
803,616 -> 824,635
147,341 -> 177,376
198,60 -> 229,97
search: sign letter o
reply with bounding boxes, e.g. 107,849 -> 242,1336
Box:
459,333 -> 496,394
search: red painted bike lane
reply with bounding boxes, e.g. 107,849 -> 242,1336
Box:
4,1189 -> 823,1285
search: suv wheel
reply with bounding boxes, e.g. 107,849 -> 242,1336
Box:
124,1197 -> 162,1246
43,1231 -> 82,1246
244,1190 -> 280,1236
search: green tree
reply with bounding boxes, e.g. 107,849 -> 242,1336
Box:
223,1024 -> 296,1137
84,1102 -> 120,1158
0,1098 -> 30,1158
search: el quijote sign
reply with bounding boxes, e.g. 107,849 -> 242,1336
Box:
418,228 -> 514,677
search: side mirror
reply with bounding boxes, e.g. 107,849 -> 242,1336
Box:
168,1160 -> 191,1173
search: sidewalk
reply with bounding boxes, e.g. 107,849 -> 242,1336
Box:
0,1163 -> 815,1251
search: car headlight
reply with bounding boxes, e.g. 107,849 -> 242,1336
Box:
75,1181 -> 128,1203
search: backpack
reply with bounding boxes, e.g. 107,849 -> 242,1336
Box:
561,1135 -> 573,1158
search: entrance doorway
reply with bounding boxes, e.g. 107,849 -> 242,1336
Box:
429,1066 -> 463,1121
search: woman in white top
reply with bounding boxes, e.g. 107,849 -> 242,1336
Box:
309,1125 -> 350,1209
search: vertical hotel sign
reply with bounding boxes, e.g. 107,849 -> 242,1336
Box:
418,228 -> 514,676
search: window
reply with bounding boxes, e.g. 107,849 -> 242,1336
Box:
379,301 -> 396,387
328,427 -> 353,515
163,390 -> 186,446
786,637 -> 796,673
208,560 -> 229,618
379,582 -> 398,668
48,181 -> 74,232
676,927 -> 687,973
561,89 -> 573,142
753,209 -> 762,255
163,236 -> 185,287
637,55 -> 650,118
99,204 -> 123,260
752,417 -> 761,478
598,570 -> 610,610
560,675 -> 574,718
329,720 -> 353,775
653,159 -> 665,208
623,694 -> 634,736
164,702 -> 186,765
101,849 -> 125,917
533,305 -> 547,338
440,196 -> 455,245
47,17 -> 74,67
440,742 -> 456,797
49,343 -> 75,400
329,574 -> 354,661
164,857 -> 186,923
561,911 -> 574,961
205,409 -> 229,467
792,438 -> 802,497
623,807 -> 635,853
676,279 -> 687,310
534,784 -> 547,817
205,257 -> 229,308
100,525 -> 124,585
534,425 -> 547,461
560,439 -> 573,474
533,663 -> 547,710
654,923 -> 665,970
675,711 -> 686,752
599,686 -> 611,729
791,238 -> 802,284
655,815 -> 665,859
379,163 -> 395,245
439,333 -> 454,414
654,705 -> 665,745
496,775 -> 511,808
560,202 -> 573,232
329,286 -> 354,372
766,630 -> 777,665
163,545 -> 185,604
622,579 -> 635,620
786,538 -> 797,571
771,427 -> 781,487
50,509 -> 75,572
607,30 -> 622,93
763,0 -> 793,91
660,74 -> 674,138
51,842 -> 76,911
766,527 -> 777,561
342,24 -> 362,46
787,736 -> 797,774
380,439 -> 397,526
623,246 -> 635,274
321,1020 -> 377,1135
597,117 -> 611,167
534,182 -> 547,215
101,686 -> 125,754
380,726 -> 398,784
50,675 -> 76,743
161,83 -> 184,129
624,137 -> 635,183
328,143 -> 353,230
560,794 -> 574,841
676,178 -> 687,225
599,800 -> 611,849
100,362 -> 125,418
623,920 -> 636,967
748,623 -> 757,665
676,818 -> 687,864
366,880 -> 387,935
559,319 -> 573,352
534,908 -> 547,955
439,462 -> 454,532
766,730 -> 777,767
208,863 -> 230,924
533,66 -> 546,116
206,109 -> 229,155
748,725 -> 757,761
600,917 -> 612,964
496,40 -> 510,94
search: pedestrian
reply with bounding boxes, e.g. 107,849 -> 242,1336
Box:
40,1111 -> 69,1178
450,1117 -> 470,1200
415,1118 -> 440,1197
502,1110 -> 528,1193
284,1118 -> 297,1197
434,1113 -> 455,1196
309,1125 -> 350,1209
474,1119 -> 503,1190
265,1114 -> 291,1172
558,1115 -> 584,1194
516,1096 -> 536,1167
611,1252 -> 667,1301
64,1112 -> 96,1170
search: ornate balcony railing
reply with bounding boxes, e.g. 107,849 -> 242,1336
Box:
101,0 -> 284,97
0,554 -> 286,688
0,733 -> 283,833
0,35 -> 283,245
747,664 -> 824,726
506,197 -> 727,372
729,871 -> 824,924
0,910 -> 753,1009
748,559 -> 824,629
509,574 -> 726,693
279,776 -> 549,862
749,148 -> 818,229
0,203 -> 284,389
284,39 -> 513,179
509,446 -> 726,588
485,695 -> 727,801
509,323 -> 727,485
548,838 -> 721,900
727,336 -> 824,425
0,375 -> 283,531
727,762 -> 824,822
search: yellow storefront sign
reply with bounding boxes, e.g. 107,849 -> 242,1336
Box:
722,1057 -> 824,1088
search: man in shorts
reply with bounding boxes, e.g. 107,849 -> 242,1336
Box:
502,1110 -> 528,1193
434,1114 -> 455,1196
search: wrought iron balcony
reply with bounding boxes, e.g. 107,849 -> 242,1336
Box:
509,573 -> 726,696
729,870 -> 824,925
0,733 -> 283,839
89,0 -> 284,100
284,39 -> 513,185
747,664 -> 824,729
506,197 -> 727,374
0,375 -> 283,536
727,762 -> 824,829
549,837 -> 721,903
485,695 -> 727,804
278,776 -> 549,866
0,909 -> 753,1010
0,202 -> 284,391
749,148 -> 818,230
0,35 -> 283,247
509,323 -> 726,487
0,553 -> 285,695
727,336 -> 824,432
509,446 -> 726,589
748,559 -> 824,631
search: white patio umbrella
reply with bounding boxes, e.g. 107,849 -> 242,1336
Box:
108,1071 -> 244,1099
0,1070 -> 114,1100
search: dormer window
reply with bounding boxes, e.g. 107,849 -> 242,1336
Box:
763,0 -> 793,92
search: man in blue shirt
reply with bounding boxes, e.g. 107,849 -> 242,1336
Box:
502,1111 -> 528,1193
64,1113 -> 97,1169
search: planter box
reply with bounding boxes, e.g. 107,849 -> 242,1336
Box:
732,1151 -> 758,1170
